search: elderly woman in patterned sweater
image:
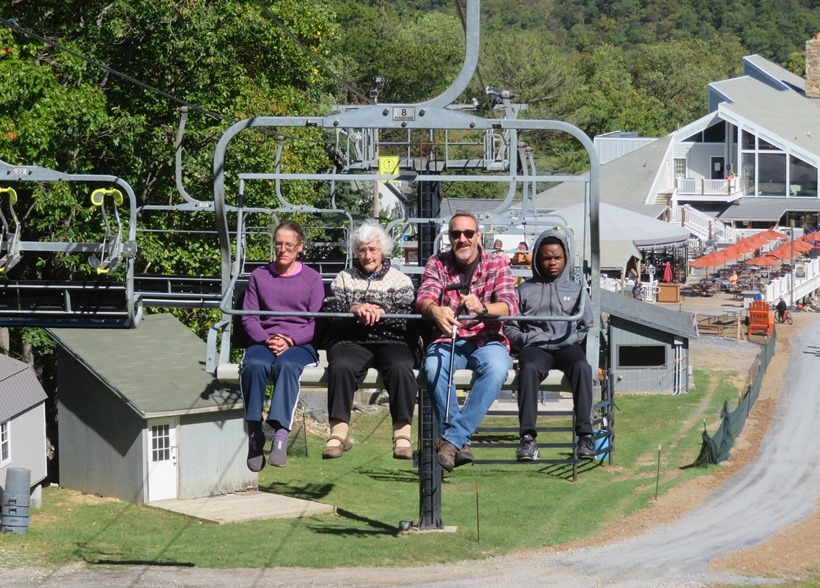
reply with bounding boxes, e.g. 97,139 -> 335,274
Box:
322,220 -> 420,460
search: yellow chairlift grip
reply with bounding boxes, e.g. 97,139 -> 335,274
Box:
0,187 -> 18,205
90,188 -> 124,207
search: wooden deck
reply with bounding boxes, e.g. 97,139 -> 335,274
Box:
149,491 -> 335,524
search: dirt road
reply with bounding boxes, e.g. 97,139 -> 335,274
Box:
3,315 -> 818,587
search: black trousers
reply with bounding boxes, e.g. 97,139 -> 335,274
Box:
517,343 -> 593,437
327,342 -> 417,425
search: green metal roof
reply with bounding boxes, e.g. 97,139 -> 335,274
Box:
49,313 -> 241,418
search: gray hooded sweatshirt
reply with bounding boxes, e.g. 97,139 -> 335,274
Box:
504,229 -> 592,353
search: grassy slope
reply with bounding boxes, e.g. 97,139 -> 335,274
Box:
4,368 -> 736,569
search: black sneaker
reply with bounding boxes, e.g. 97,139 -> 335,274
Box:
577,435 -> 596,460
246,422 -> 266,472
516,434 -> 540,462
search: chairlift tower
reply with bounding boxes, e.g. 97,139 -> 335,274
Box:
209,0 -> 602,531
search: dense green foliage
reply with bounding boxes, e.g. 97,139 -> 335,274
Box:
336,0 -> 820,142
0,1 -> 340,425
331,0 -> 816,169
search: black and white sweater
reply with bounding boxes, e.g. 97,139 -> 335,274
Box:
324,258 -> 417,350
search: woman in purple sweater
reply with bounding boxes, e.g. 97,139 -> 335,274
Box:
240,220 -> 324,471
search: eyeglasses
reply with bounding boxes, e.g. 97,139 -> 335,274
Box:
356,246 -> 381,256
448,229 -> 477,240
274,241 -> 300,251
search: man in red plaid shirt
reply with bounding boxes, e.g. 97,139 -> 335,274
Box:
417,211 -> 518,471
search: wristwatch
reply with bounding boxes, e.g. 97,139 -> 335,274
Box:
479,303 -> 489,317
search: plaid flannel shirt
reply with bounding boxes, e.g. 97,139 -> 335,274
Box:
416,246 -> 518,350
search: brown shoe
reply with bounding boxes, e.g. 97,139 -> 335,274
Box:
455,444 -> 474,467
434,437 -> 458,472
392,435 -> 413,460
322,435 -> 352,459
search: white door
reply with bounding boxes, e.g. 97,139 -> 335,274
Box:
147,419 -> 178,502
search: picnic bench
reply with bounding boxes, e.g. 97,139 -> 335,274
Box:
691,280 -> 720,297
696,314 -> 741,337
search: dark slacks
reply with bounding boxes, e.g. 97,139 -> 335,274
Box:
517,343 -> 593,437
240,343 -> 318,430
327,342 -> 417,425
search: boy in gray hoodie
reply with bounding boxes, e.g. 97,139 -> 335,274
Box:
504,229 -> 596,461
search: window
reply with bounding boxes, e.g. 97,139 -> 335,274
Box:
0,421 -> 10,466
789,155 -> 818,197
151,424 -> 171,462
758,153 -> 787,196
674,158 -> 686,177
618,345 -> 666,368
703,123 -> 726,143
742,153 -> 756,195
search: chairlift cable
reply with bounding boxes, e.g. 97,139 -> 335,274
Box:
0,17 -> 226,123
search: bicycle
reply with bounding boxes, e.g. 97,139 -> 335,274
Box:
775,308 -> 794,325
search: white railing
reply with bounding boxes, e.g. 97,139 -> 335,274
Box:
644,279 -> 659,303
676,176 -> 740,195
669,204 -> 741,244
763,257 -> 820,304
600,276 -> 622,294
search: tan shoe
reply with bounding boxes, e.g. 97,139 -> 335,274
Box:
392,435 -> 413,460
322,435 -> 352,459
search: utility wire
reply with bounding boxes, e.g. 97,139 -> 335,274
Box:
0,16 -> 335,145
251,0 -> 373,105
0,17 -> 227,122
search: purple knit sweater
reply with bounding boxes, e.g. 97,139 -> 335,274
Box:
241,262 -> 325,345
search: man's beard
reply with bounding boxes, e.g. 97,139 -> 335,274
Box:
454,246 -> 474,262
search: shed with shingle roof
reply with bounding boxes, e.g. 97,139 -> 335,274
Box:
49,313 -> 256,504
601,290 -> 697,394
0,354 -> 48,507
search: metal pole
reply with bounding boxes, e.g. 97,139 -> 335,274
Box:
417,386 -> 442,530
790,220 -> 795,307
374,126 -> 380,219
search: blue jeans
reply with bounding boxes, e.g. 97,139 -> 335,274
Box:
423,340 -> 510,448
240,343 -> 318,431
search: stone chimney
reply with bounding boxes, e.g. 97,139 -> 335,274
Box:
807,33 -> 820,98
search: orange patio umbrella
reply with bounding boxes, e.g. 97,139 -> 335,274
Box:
799,231 -> 820,243
745,254 -> 781,266
767,248 -> 792,259
767,241 -> 812,259
689,251 -> 726,267
719,243 -> 751,260
759,229 -> 788,240
737,233 -> 772,250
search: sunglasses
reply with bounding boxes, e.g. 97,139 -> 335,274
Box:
448,229 -> 477,240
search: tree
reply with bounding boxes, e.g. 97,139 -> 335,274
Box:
631,38 -> 745,133
473,30 -> 577,121
328,2 -> 464,104
0,2 -> 340,459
